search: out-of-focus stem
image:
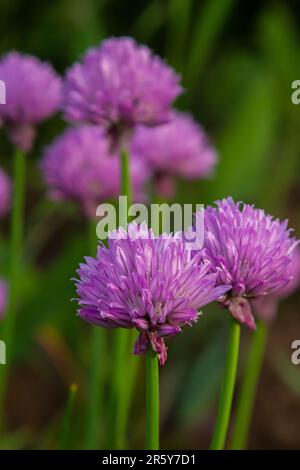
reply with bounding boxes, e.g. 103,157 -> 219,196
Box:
0,147 -> 26,432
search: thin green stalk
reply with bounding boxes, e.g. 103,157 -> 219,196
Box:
121,148 -> 132,208
84,220 -> 106,449
59,383 -> 78,449
108,328 -> 130,448
84,328 -> 106,449
146,349 -> 159,450
115,330 -> 140,449
210,318 -> 240,450
108,147 -> 133,449
0,147 -> 26,432
230,320 -> 268,450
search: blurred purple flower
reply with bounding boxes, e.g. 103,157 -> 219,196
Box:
0,51 -> 62,152
0,167 -> 11,217
74,222 -> 229,365
197,197 -> 298,329
0,280 -> 7,319
253,248 -> 300,323
63,37 -> 181,143
131,111 -> 217,198
40,125 -> 149,217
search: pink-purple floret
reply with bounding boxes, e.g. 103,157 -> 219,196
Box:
63,37 -> 182,130
0,51 -> 62,151
131,111 -> 216,180
40,125 -> 149,217
74,222 -> 229,365
200,197 -> 299,329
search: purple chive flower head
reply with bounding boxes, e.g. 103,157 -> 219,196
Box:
0,51 -> 62,152
0,280 -> 7,319
253,248 -> 300,323
74,222 -> 229,365
0,167 -> 11,217
63,37 -> 181,141
40,125 -> 148,217
131,111 -> 217,198
200,197 -> 298,329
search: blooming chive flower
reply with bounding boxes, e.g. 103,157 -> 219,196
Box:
253,248 -> 300,323
198,197 -> 298,329
0,51 -> 62,152
63,37 -> 181,143
131,111 -> 217,198
74,222 -> 229,365
0,167 -> 11,217
0,280 -> 7,319
40,125 -> 149,217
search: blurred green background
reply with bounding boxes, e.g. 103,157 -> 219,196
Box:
0,0 -> 300,449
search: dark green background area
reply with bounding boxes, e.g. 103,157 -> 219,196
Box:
0,0 -> 299,450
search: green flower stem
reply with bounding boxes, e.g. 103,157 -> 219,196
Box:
115,329 -> 140,449
84,327 -> 106,449
121,148 -> 132,209
230,320 -> 268,450
146,349 -> 159,450
108,328 -> 128,448
0,147 -> 26,432
108,146 -> 134,449
84,220 -> 106,449
210,317 -> 240,450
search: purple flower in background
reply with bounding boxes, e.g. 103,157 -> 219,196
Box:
0,280 -> 7,319
131,111 -> 217,198
63,37 -> 181,143
197,197 -> 298,329
40,125 -> 149,217
0,167 -> 11,217
74,222 -> 229,365
253,248 -> 300,323
0,51 -> 62,152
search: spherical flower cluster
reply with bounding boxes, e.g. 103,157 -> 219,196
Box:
63,37 -> 181,138
131,111 -> 217,198
74,222 -> 229,364
0,51 -> 62,152
40,125 -> 149,217
199,197 -> 298,329
0,280 -> 7,319
253,248 -> 300,323
0,167 -> 11,217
